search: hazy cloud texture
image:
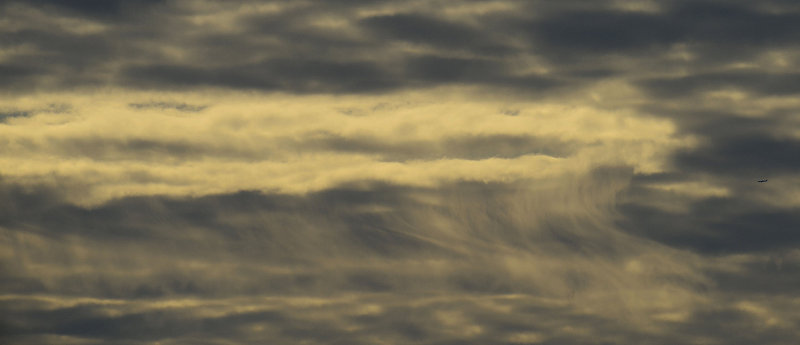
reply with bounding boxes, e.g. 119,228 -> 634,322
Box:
2,0 -> 800,344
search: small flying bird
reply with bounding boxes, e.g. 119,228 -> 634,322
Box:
757,179 -> 768,183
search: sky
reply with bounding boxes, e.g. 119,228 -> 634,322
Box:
1,0 -> 800,344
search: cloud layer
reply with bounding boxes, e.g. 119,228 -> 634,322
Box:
2,0 -> 800,344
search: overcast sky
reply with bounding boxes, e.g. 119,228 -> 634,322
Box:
2,1 -> 800,344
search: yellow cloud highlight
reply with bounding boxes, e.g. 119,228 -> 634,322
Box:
1,87 -> 682,205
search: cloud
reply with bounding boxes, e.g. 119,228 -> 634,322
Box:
299,131 -> 576,161
618,193 -> 800,254
0,64 -> 46,91
2,163 -> 798,343
639,72 -> 800,98
3,1 -> 800,343
359,13 -> 515,56
1,0 -> 167,20
528,10 -> 681,56
523,1 -> 800,68
706,253 -> 800,297
673,134 -> 800,177
128,102 -> 207,112
0,89 -> 678,204
403,55 -> 561,91
0,104 -> 70,123
121,60 -> 401,94
0,110 -> 32,122
1,0 -> 799,95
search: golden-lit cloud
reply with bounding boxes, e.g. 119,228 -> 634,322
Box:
0,87 -> 683,205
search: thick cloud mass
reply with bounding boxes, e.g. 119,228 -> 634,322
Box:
2,1 -> 800,344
